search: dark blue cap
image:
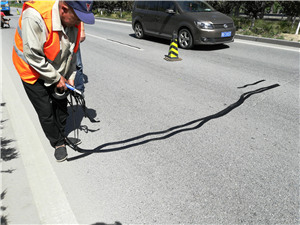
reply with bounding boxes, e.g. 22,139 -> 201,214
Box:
66,1 -> 95,24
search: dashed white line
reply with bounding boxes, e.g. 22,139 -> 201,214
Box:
95,19 -> 131,27
86,33 -> 143,51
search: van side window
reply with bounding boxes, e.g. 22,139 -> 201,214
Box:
136,1 -> 146,9
146,1 -> 158,11
158,1 -> 175,12
177,1 -> 214,12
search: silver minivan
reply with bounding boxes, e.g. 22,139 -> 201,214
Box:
132,1 -> 236,49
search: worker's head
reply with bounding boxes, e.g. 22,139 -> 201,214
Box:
59,0 -> 94,27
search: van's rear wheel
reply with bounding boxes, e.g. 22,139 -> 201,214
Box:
178,29 -> 193,49
134,22 -> 144,39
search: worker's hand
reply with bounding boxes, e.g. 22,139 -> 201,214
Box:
67,79 -> 74,87
56,76 -> 67,91
80,35 -> 86,43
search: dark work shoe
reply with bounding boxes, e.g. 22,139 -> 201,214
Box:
54,145 -> 68,162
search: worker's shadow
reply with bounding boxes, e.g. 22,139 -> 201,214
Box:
67,82 -> 279,162
65,106 -> 100,136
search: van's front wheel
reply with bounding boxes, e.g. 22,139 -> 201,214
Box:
134,22 -> 144,39
178,29 -> 193,49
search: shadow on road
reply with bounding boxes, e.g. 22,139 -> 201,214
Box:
1,189 -> 8,225
1,102 -> 18,225
1,138 -> 18,162
1,103 -> 18,163
129,33 -> 230,51
67,83 -> 280,162
65,106 -> 100,136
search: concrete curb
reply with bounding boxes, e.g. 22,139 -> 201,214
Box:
96,17 -> 300,48
2,62 -> 79,224
235,34 -> 300,48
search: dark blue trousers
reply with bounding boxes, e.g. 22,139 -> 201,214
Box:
22,79 -> 68,148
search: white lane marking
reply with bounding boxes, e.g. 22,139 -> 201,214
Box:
235,39 -> 300,53
86,33 -> 143,51
2,63 -> 78,224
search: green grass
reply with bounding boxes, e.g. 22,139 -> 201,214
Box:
8,2 -> 22,8
233,17 -> 297,39
93,10 -> 132,22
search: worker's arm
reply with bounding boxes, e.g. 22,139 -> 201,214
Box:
80,22 -> 85,42
22,8 -> 61,87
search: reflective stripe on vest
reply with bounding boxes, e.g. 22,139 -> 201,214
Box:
12,1 -> 81,84
13,41 -> 28,64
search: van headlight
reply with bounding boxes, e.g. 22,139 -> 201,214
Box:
195,21 -> 214,29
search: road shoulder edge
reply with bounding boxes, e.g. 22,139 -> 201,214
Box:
235,34 -> 300,48
2,63 -> 79,224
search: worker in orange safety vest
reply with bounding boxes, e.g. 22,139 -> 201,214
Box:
12,0 -> 95,162
1,11 -> 10,28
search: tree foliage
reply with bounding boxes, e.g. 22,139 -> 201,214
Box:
93,1 -> 133,13
210,1 -> 243,16
279,1 -> 300,18
210,1 -> 299,28
279,1 -> 300,27
92,1 -> 300,24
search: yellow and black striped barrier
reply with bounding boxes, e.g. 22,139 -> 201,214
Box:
164,32 -> 182,61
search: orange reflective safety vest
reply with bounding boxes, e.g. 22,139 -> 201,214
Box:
12,1 -> 81,84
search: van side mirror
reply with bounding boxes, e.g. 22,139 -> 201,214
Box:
165,9 -> 175,14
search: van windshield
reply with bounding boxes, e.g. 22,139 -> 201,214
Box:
177,1 -> 215,12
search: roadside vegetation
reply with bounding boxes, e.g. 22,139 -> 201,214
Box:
95,10 -> 132,22
233,18 -> 298,41
210,1 -> 300,41
92,1 -> 299,42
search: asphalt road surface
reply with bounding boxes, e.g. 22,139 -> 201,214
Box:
1,8 -> 299,224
